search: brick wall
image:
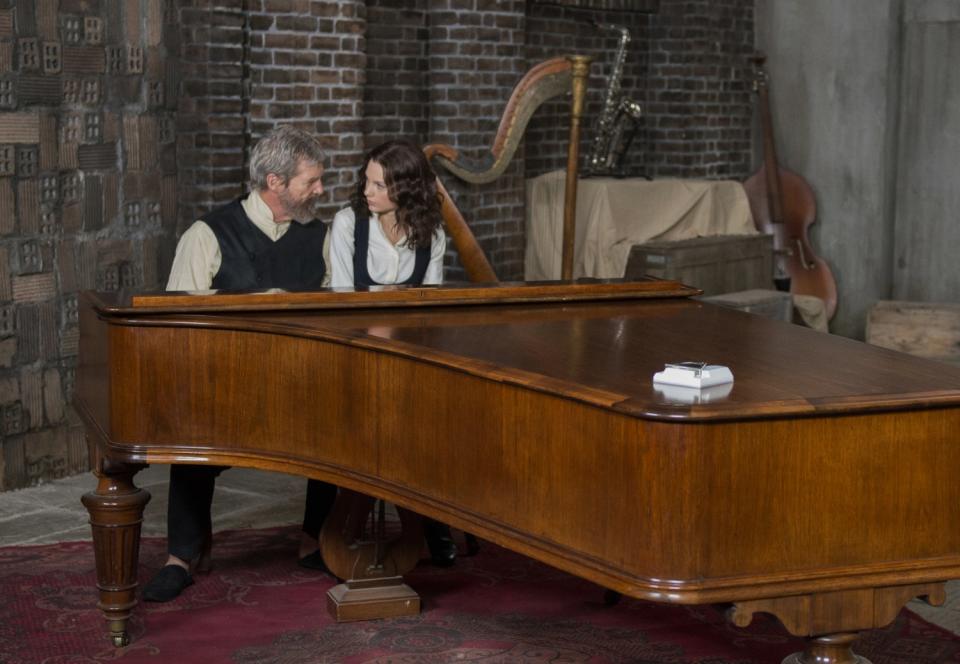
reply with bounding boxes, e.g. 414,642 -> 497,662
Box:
525,3 -> 654,178
362,1 -> 428,150
183,0 -> 366,226
526,0 -> 753,180
647,0 -> 754,179
423,1 -> 527,281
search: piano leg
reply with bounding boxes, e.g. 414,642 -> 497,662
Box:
81,459 -> 150,647
730,582 -> 948,664
781,633 -> 868,664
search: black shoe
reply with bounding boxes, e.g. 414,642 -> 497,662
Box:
423,520 -> 457,568
297,550 -> 329,573
142,565 -> 193,602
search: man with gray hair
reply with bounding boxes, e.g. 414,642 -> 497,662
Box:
144,124 -> 336,602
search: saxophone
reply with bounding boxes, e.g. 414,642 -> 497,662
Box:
584,21 -> 643,176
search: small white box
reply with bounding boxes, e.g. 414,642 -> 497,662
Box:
653,362 -> 734,389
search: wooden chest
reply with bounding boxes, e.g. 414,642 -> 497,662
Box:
866,301 -> 960,365
624,234 -> 773,296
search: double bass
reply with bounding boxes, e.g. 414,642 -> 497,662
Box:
743,54 -> 838,320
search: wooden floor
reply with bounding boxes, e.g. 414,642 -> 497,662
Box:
2,465 -> 959,635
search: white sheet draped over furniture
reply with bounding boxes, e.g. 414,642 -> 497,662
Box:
524,170 -> 756,281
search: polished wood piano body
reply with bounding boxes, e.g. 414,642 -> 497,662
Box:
77,281 -> 960,663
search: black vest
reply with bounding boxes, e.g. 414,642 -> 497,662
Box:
352,210 -> 430,287
203,198 -> 327,291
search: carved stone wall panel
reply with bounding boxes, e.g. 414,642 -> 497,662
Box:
61,201 -> 81,233
43,367 -> 63,425
57,240 -> 78,293
0,42 -> 12,73
141,236 -> 159,289
17,179 -> 39,234
82,174 -> 102,231
123,114 -> 140,170
146,0 -> 163,46
36,0 -> 58,40
76,241 -> 96,290
60,325 -> 78,356
0,247 -> 11,299
140,115 -> 157,169
76,142 -> 115,169
1,437 -> 26,490
161,174 -> 176,227
103,171 -> 118,223
0,178 -> 14,234
60,325 -> 80,357
61,46 -> 105,74
20,77 -> 62,106
58,142 -> 77,169
0,337 -> 15,368
125,0 -> 142,42
0,9 -> 13,39
103,110 -> 120,142
0,112 -> 41,143
15,307 -> 38,364
39,113 -> 57,170
12,273 -> 56,304
38,301 -> 56,362
160,143 -> 176,174
20,367 -> 44,431
146,46 -> 163,78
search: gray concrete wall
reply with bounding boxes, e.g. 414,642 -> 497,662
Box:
755,0 -> 901,338
893,1 -> 960,302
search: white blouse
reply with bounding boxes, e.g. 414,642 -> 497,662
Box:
329,206 -> 446,288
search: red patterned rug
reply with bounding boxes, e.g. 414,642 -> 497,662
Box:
2,526 -> 959,663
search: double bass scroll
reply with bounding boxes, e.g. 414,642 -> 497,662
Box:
425,55 -> 592,282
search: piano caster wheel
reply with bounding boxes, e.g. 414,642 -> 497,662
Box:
110,631 -> 130,648
604,590 -> 622,606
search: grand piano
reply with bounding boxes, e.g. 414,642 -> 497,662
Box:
76,278 -> 960,664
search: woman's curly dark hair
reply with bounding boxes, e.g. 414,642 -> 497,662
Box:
350,140 -> 443,249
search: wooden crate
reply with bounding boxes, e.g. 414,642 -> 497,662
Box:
624,234 -> 773,296
698,289 -> 793,322
866,301 -> 960,365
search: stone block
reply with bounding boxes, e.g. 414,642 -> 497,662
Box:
0,9 -> 13,39
83,175 -> 103,231
77,143 -> 117,170
0,337 -> 15,367
19,76 -> 61,105
36,0 -> 58,39
12,273 -> 56,303
43,368 -> 64,425
61,46 -> 105,74
17,179 -> 39,234
123,114 -> 140,170
0,112 -> 40,143
62,202 -> 82,233
57,240 -> 78,293
0,177 -> 13,234
20,368 -> 43,430
39,113 -> 57,170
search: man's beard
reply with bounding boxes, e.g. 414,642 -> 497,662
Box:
279,189 -> 323,222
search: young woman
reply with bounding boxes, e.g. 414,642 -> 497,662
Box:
329,140 -> 446,289
328,139 -> 457,566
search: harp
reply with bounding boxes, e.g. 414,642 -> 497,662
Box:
424,55 -> 591,282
